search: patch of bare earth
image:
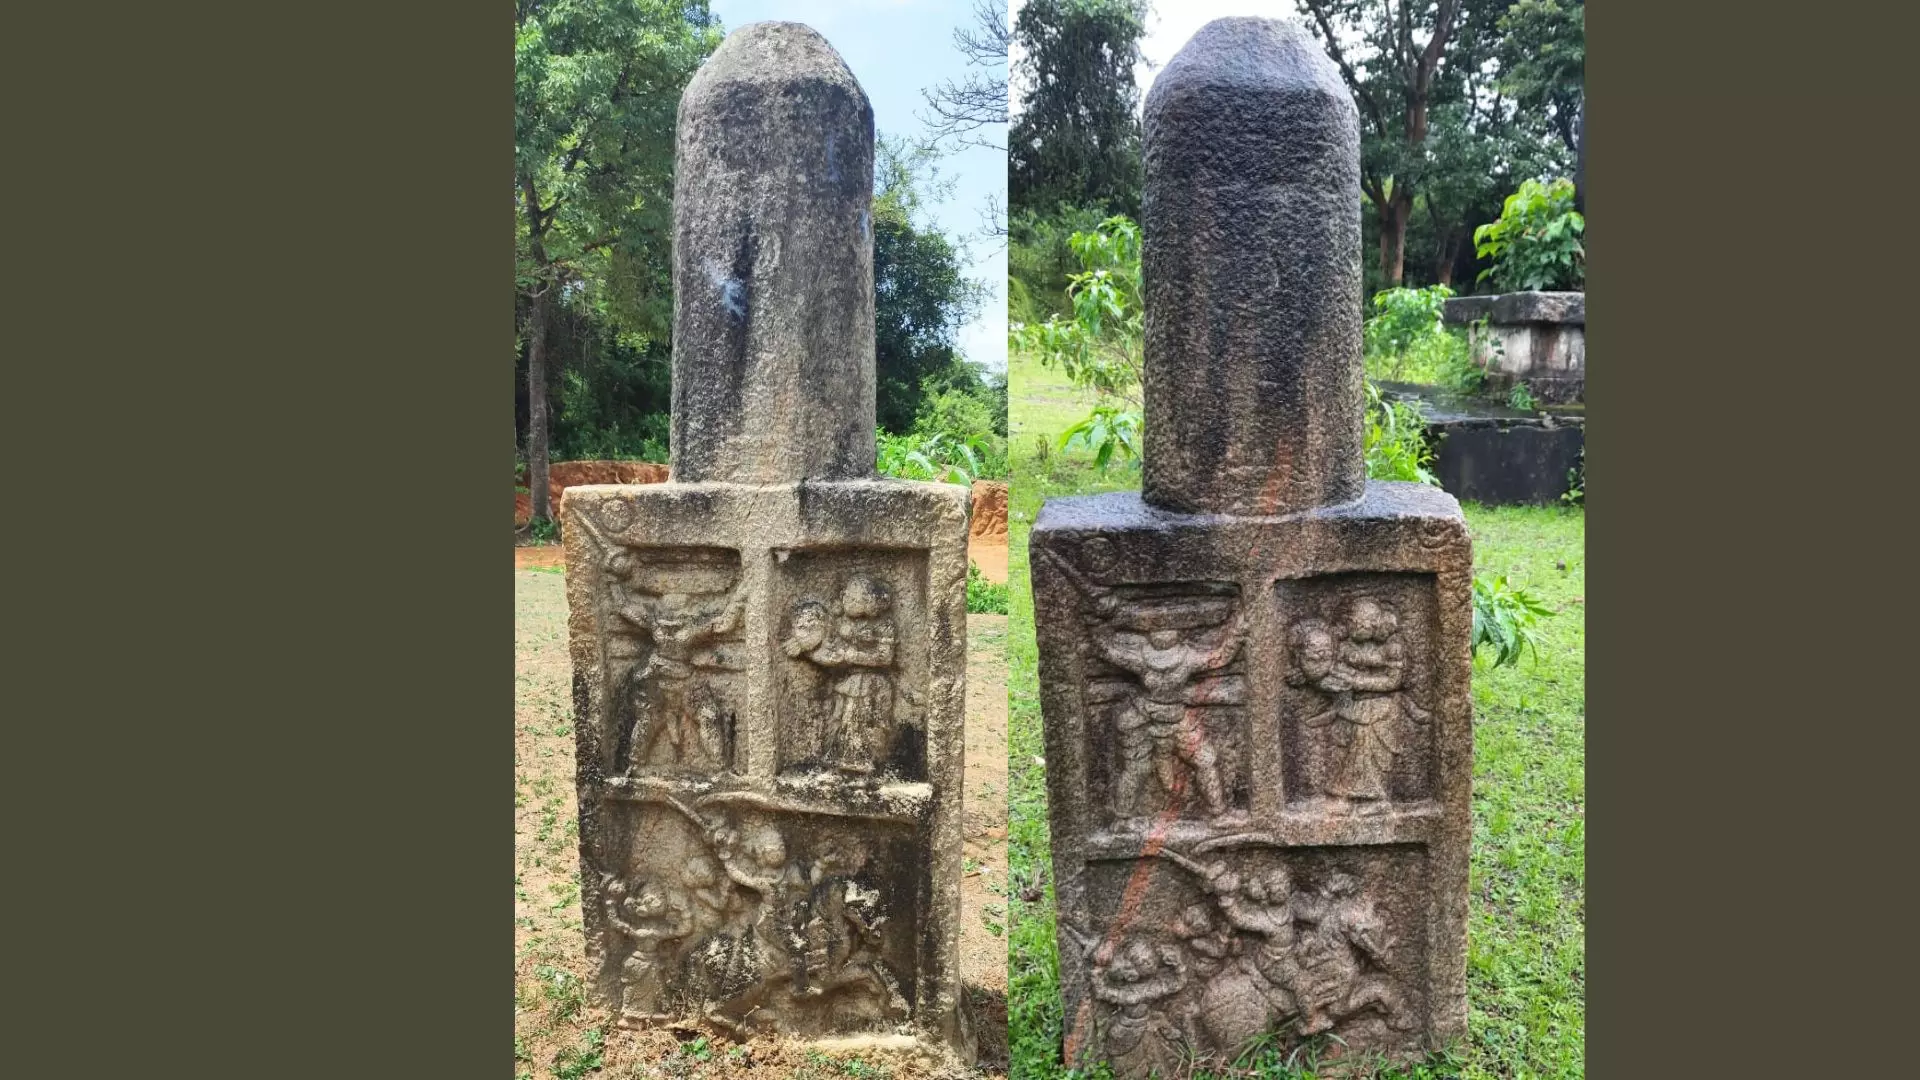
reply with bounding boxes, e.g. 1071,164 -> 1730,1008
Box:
515,570 -> 1009,1080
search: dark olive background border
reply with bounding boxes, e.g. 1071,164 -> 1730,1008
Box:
1588,1 -> 1913,1074
7,0 -> 1914,1075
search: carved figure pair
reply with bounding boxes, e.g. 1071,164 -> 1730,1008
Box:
784,576 -> 899,774
1289,597 -> 1430,809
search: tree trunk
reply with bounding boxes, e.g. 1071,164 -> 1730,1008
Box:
1378,192 -> 1412,287
1435,228 -> 1460,287
526,284 -> 552,524
1573,101 -> 1586,215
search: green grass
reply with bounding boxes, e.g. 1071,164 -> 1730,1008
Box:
1005,412 -> 1585,1078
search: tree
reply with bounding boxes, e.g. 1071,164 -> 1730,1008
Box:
1298,1 -> 1471,288
872,138 -> 988,434
921,0 -> 1011,239
1007,0 -> 1149,219
922,0 -> 1009,152
513,0 -> 720,524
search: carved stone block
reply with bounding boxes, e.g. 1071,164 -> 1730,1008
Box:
563,481 -> 971,1050
1032,486 -> 1473,1071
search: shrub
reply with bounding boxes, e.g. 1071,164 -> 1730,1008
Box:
1474,177 -> 1585,292
1364,382 -> 1439,486
876,429 -> 1005,483
966,563 -> 1009,614
1363,286 -> 1483,392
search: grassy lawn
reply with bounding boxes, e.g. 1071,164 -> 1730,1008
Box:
1004,416 -> 1585,1077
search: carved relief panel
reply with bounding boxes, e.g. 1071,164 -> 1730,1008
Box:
772,548 -> 932,781
1070,843 -> 1431,1070
591,790 -> 925,1038
1277,573 -> 1440,811
594,546 -> 749,777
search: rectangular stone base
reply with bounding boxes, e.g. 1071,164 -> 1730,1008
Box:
1030,483 -> 1472,1074
560,480 -> 971,1054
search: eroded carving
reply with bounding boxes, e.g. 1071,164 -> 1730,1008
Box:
1287,596 -> 1431,811
596,795 -> 912,1037
782,575 -> 903,775
1073,849 -> 1418,1068
1046,551 -> 1250,823
604,548 -> 747,773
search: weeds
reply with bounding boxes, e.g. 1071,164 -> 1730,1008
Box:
967,563 -> 1010,614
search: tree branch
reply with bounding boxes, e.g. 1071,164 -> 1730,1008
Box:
1302,1 -> 1388,136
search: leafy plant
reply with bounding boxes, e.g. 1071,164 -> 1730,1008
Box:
967,563 -> 1010,615
1472,573 -> 1555,668
527,517 -> 560,545
1364,382 -> 1439,486
1563,444 -> 1585,505
1058,405 -> 1140,473
1507,382 -> 1537,411
876,429 -> 1004,484
1011,216 -> 1143,398
1474,177 -> 1585,292
1364,285 -> 1454,370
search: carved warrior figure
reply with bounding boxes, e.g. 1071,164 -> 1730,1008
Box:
1046,552 -> 1248,819
1290,598 -> 1431,810
606,550 -> 746,772
1289,872 -> 1409,1036
783,576 -> 902,774
1092,937 -> 1190,1080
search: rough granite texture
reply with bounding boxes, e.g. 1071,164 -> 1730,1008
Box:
1034,17 -> 1473,1075
563,22 -> 971,1056
671,22 -> 878,484
1140,17 -> 1365,517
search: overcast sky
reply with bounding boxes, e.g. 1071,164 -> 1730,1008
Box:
711,1 -> 1009,375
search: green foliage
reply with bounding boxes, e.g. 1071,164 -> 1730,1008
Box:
876,429 -> 1004,484
1059,405 -> 1140,473
1474,178 -> 1585,292
1507,382 -> 1537,412
966,564 -> 1009,615
552,1027 -> 604,1080
1497,1 -> 1586,157
873,136 -> 989,434
1562,446 -> 1585,506
1013,216 -> 1142,397
1365,284 -> 1455,360
527,517 -> 560,545
1008,204 -> 1127,325
1364,382 -> 1439,486
1008,0 -> 1148,218
1472,573 -> 1555,669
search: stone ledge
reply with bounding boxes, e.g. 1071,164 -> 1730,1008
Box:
1444,291 -> 1583,326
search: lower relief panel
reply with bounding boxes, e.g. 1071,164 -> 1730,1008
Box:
589,794 -> 925,1039
1067,844 -> 1431,1073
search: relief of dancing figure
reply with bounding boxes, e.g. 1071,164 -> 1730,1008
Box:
1290,598 -> 1430,811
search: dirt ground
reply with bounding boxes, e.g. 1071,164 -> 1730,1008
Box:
515,568 -> 1008,1080
516,541 -> 1009,585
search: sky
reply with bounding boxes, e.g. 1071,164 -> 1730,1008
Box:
711,1 -> 1009,375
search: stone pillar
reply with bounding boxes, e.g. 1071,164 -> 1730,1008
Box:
561,22 -> 971,1056
671,21 -> 877,484
1031,18 -> 1473,1075
1140,17 -> 1365,517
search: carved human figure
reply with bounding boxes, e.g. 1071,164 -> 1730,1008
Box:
606,552 -> 746,771
783,576 -> 899,774
1093,937 -> 1190,1079
1195,860 -> 1301,1052
1289,872 -> 1408,1035
787,839 -> 907,1024
1292,598 -> 1430,810
1045,553 -> 1247,820
602,874 -> 696,1020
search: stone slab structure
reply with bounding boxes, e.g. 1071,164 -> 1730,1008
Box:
560,22 -> 970,1054
1031,18 -> 1473,1075
1444,291 -> 1585,404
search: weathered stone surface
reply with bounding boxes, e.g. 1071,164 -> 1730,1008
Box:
1439,296 -> 1494,325
1490,291 -> 1583,326
1034,17 -> 1472,1074
671,22 -> 877,485
563,22 -> 971,1055
1140,17 -> 1365,517
515,461 -> 668,526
